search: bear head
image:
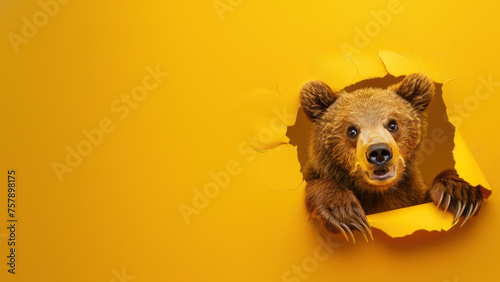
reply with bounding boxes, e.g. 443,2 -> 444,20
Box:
300,73 -> 435,191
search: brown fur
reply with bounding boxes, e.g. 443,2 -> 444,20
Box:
300,73 -> 485,238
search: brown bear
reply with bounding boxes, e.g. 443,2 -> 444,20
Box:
300,73 -> 485,242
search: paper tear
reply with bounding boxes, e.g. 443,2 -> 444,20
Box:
377,50 -> 422,77
341,48 -> 362,84
239,49 -> 491,239
225,89 -> 303,192
299,50 -> 490,238
367,203 -> 456,238
255,143 -> 304,192
263,179 -> 304,192
225,88 -> 297,153
442,75 -> 464,86
452,130 -> 492,194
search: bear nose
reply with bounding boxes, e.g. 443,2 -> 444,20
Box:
366,143 -> 393,165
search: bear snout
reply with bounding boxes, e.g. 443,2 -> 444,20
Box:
366,143 -> 393,165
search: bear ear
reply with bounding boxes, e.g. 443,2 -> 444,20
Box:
390,73 -> 435,112
300,80 -> 337,121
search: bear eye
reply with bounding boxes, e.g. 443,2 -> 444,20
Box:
347,126 -> 358,139
388,120 -> 398,133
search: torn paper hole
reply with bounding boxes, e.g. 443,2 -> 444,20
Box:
287,50 -> 492,238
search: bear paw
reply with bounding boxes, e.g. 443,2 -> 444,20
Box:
313,191 -> 373,243
429,169 -> 484,227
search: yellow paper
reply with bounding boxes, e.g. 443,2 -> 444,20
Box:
1,1 -> 498,281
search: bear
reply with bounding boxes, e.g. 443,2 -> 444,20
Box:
299,73 -> 485,243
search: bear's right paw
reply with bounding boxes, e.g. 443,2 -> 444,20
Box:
314,193 -> 373,243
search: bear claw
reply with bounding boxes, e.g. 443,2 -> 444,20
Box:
317,205 -> 373,243
335,220 -> 371,244
339,222 -> 355,243
306,180 -> 374,243
429,169 -> 484,227
351,221 -> 371,243
460,202 -> 480,227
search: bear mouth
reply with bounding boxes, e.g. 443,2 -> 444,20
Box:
368,166 -> 396,182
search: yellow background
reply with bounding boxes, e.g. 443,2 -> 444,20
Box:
1,0 -> 499,281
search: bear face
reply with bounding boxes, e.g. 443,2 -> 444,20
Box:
301,74 -> 434,192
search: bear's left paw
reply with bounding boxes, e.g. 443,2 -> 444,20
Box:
429,169 -> 484,226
